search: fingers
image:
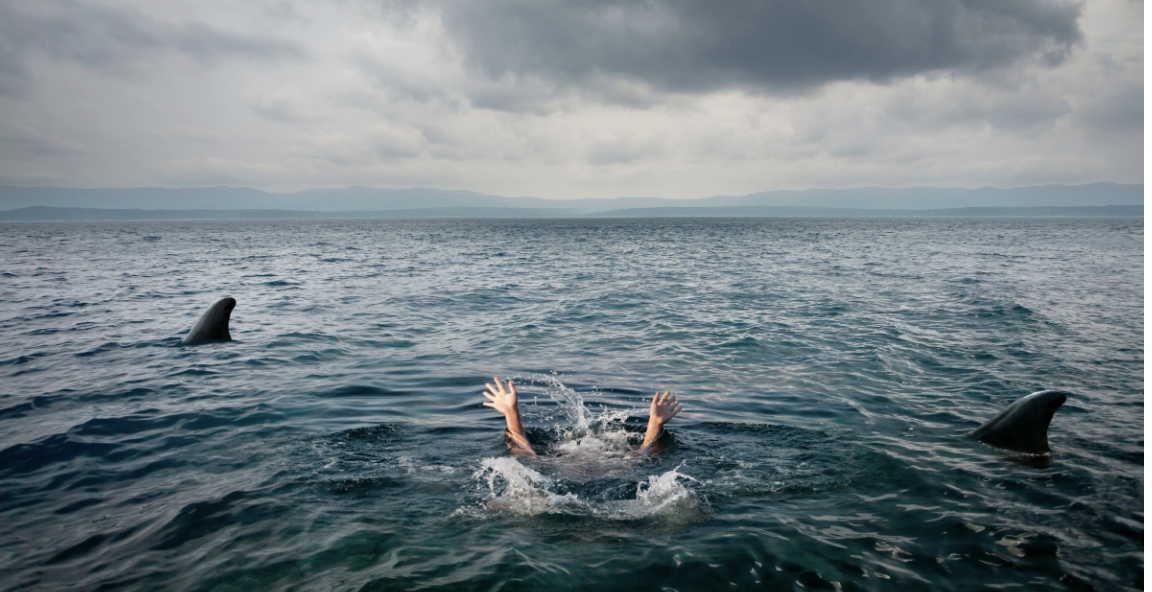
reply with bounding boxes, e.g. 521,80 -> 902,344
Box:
485,377 -> 516,408
482,401 -> 494,408
650,391 -> 681,420
487,378 -> 517,394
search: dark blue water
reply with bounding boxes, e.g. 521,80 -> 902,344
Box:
0,218 -> 1142,591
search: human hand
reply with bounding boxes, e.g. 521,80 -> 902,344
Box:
639,390 -> 682,453
483,377 -> 535,455
483,377 -> 521,418
648,390 -> 681,428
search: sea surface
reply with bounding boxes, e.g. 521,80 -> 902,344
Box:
0,218 -> 1143,591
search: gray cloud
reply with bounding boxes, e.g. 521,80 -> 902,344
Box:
0,0 -> 1137,196
1076,85 -> 1142,134
0,35 -> 29,95
425,0 -> 1083,95
0,122 -> 86,155
0,0 -> 307,94
248,89 -> 316,123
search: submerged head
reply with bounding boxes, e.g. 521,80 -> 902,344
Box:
971,390 -> 1069,455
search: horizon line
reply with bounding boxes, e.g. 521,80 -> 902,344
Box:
0,180 -> 1142,202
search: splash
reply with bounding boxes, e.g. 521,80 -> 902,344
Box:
514,372 -> 637,442
474,456 -> 700,522
593,464 -> 700,521
514,372 -> 595,431
473,457 -> 583,516
512,373 -> 645,480
471,374 -> 702,522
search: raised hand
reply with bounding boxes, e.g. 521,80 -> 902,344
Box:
640,390 -> 682,452
482,377 -> 535,455
483,377 -> 520,418
649,390 -> 681,427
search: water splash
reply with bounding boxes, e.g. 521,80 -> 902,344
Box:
514,372 -> 595,431
593,464 -> 701,521
473,456 -> 700,522
473,457 -> 583,516
471,374 -> 701,521
511,373 -> 643,480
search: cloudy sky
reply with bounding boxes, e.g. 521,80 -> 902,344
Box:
0,0 -> 1142,199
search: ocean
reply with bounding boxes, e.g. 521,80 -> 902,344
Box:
0,217 -> 1143,591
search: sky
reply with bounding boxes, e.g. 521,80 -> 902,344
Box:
0,0 -> 1143,200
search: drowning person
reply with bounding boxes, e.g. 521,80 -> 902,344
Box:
482,377 -> 682,456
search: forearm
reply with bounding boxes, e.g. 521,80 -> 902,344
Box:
640,390 -> 680,453
639,421 -> 663,452
504,411 -> 536,455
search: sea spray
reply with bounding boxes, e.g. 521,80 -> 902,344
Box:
592,464 -> 702,521
514,372 -> 640,443
514,372 -> 594,432
474,456 -> 702,522
474,456 -> 583,516
471,373 -> 703,521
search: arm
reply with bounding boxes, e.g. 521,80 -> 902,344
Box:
639,390 -> 681,453
482,377 -> 536,456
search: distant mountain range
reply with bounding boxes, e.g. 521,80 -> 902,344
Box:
0,204 -> 1140,221
0,182 -> 1142,220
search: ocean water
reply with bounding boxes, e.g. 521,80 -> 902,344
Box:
0,217 -> 1142,591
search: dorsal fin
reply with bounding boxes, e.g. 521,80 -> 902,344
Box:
182,297 -> 236,345
971,390 -> 1068,454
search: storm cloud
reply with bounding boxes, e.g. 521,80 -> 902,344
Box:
0,0 -> 306,94
427,0 -> 1084,95
0,0 -> 1139,197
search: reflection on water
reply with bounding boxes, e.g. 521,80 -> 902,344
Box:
0,218 -> 1142,591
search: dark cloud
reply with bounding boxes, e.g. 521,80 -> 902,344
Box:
0,0 -> 307,94
426,0 -> 1083,95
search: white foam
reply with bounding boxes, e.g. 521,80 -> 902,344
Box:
515,372 -> 595,430
593,465 -> 701,521
474,455 -> 700,521
474,456 -> 583,516
468,374 -> 704,522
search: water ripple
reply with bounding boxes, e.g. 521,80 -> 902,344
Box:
0,218 -> 1142,591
